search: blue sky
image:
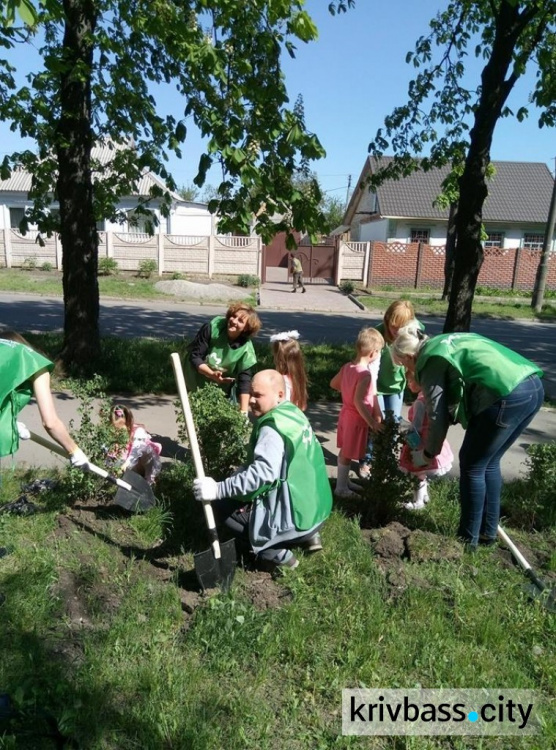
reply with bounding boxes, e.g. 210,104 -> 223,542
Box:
1,0 -> 554,201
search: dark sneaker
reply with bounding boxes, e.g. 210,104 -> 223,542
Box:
302,288 -> 306,293
291,289 -> 296,293
302,532 -> 322,552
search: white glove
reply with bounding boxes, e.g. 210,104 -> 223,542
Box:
411,449 -> 430,468
193,477 -> 219,502
17,422 -> 30,440
69,448 -> 90,471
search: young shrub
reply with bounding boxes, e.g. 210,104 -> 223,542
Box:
98,257 -> 119,276
41,261 -> 53,272
175,384 -> 250,480
339,280 -> 355,295
137,259 -> 157,278
171,272 -> 184,280
21,256 -> 38,271
54,375 -> 127,505
237,274 -> 260,288
502,442 -> 556,530
360,414 -> 413,527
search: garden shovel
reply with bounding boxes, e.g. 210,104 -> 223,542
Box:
497,525 -> 556,613
28,431 -> 157,512
170,352 -> 236,592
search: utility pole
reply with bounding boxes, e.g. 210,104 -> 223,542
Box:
345,174 -> 352,208
532,158 -> 556,314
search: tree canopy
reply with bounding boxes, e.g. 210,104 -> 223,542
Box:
367,0 -> 556,331
0,0 -> 350,368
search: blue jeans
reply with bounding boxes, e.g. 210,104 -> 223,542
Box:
361,391 -> 404,465
458,374 -> 544,547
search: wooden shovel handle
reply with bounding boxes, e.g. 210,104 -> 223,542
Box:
171,353 -> 221,559
28,431 -> 133,491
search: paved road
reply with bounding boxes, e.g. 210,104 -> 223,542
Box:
3,289 -> 554,481
1,290 -> 555,397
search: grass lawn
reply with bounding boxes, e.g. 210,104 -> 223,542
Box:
357,293 -> 556,321
1,463 -> 555,749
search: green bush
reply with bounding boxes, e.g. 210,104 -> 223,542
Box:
41,261 -> 53,272
171,272 -> 184,280
21,256 -> 38,270
176,384 -> 250,480
502,441 -> 556,530
339,279 -> 355,295
237,274 -> 260,288
137,259 -> 158,278
98,257 -> 119,276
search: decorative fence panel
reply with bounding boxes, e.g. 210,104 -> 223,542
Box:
337,240 -> 556,291
0,229 -> 263,279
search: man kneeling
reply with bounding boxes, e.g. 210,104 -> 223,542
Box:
193,369 -> 332,569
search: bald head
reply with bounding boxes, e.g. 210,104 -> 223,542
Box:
250,369 -> 285,417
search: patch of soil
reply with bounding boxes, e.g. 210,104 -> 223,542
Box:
406,530 -> 463,564
51,569 -> 93,629
364,522 -> 464,565
240,570 -> 293,610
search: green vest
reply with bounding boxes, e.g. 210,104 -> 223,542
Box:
247,401 -> 332,530
0,339 -> 54,457
376,319 -> 423,395
184,316 -> 257,394
416,333 -> 543,428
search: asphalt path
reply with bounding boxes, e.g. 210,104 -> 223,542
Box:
1,292 -> 555,397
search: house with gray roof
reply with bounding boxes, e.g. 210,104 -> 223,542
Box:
342,156 -> 555,252
0,142 -> 215,237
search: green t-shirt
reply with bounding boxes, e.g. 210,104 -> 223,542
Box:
0,339 -> 54,456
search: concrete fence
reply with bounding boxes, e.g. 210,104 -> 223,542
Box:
0,229 -> 263,279
337,240 -> 556,291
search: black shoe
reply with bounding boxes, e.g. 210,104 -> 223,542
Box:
301,532 -> 322,552
302,288 -> 306,293
291,289 -> 296,293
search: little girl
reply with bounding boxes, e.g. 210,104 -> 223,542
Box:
270,330 -> 308,411
330,327 -> 384,498
399,376 -> 453,509
108,405 -> 162,485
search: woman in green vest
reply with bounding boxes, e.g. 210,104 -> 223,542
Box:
0,331 -> 89,467
391,327 -> 544,549
184,302 -> 261,414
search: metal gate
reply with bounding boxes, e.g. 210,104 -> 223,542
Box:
262,233 -> 337,284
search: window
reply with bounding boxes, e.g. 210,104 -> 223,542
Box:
522,233 -> 544,250
9,207 -> 26,229
484,232 -> 504,248
410,228 -> 430,243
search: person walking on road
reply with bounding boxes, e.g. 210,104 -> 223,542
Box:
290,253 -> 306,293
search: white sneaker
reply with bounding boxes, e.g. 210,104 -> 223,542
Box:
404,483 -> 429,510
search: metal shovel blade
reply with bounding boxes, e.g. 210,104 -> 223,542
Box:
524,571 -> 556,613
112,469 -> 157,513
194,538 -> 237,592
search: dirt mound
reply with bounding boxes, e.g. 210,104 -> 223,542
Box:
155,280 -> 247,301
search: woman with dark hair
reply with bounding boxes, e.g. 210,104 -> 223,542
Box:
0,330 -> 89,467
391,326 -> 544,549
184,302 -> 261,414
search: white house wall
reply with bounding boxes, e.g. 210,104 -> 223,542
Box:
170,204 -> 213,236
359,218 -> 388,242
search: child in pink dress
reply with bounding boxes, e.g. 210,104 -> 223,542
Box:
399,376 -> 453,509
330,327 -> 384,498
109,405 -> 162,485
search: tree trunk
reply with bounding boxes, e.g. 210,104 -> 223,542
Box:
441,202 -> 457,300
56,0 -> 100,373
444,1 -> 534,332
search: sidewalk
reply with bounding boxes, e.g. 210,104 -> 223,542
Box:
10,391 -> 556,485
260,280 -> 361,313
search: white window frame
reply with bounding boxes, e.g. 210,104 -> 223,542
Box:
484,231 -> 504,248
410,228 -> 430,243
522,233 -> 544,251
